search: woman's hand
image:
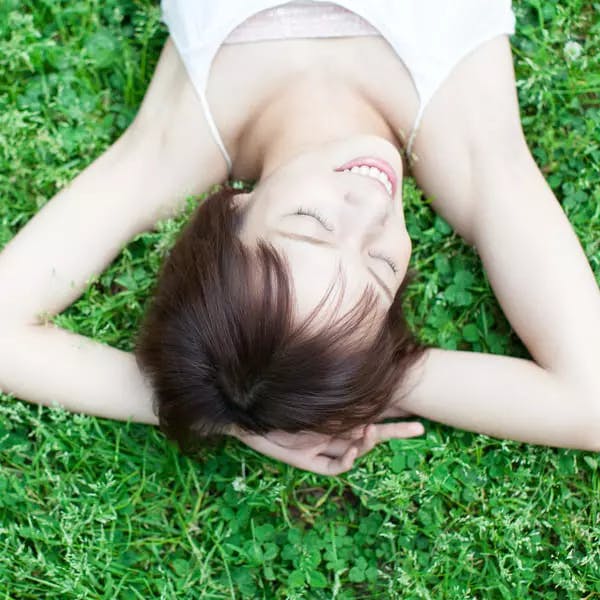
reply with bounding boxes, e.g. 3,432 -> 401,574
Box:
229,421 -> 424,475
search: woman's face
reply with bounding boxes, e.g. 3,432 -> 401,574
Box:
237,135 -> 412,320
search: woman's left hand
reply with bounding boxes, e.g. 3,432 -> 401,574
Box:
229,421 -> 424,475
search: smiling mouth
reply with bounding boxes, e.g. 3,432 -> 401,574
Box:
334,156 -> 398,198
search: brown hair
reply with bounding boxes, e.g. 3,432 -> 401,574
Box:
134,183 -> 427,452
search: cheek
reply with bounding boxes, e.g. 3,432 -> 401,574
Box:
265,183 -> 312,217
280,168 -> 336,198
397,235 -> 413,279
404,231 -> 413,260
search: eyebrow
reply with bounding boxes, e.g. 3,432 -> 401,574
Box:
273,230 -> 394,302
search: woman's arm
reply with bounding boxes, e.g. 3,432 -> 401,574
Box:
396,36 -> 600,449
0,39 -> 228,423
1,324 -> 158,425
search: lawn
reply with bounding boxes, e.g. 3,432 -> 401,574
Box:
1,1 -> 599,598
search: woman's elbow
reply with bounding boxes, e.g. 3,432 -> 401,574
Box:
577,389 -> 600,452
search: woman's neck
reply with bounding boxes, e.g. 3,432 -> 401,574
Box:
247,76 -> 398,180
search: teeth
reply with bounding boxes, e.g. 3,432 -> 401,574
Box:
342,165 -> 393,197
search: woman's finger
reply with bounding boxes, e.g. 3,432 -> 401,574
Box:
314,425 -> 371,458
354,423 -> 378,458
322,444 -> 358,475
321,420 -> 423,458
372,421 -> 424,441
345,425 -> 368,440
319,436 -> 357,457
263,429 -> 331,450
347,421 -> 425,461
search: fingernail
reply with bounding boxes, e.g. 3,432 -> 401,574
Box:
411,423 -> 424,435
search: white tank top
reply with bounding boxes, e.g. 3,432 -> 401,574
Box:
161,0 -> 515,174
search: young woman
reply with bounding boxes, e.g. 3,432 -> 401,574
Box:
1,1 -> 599,475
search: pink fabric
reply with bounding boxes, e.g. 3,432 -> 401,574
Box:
224,1 -> 380,44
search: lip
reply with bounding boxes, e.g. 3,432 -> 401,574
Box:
334,156 -> 399,198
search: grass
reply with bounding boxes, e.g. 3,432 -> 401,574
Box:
1,0 -> 599,597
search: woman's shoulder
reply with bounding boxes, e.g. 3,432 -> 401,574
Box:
129,38 -> 232,203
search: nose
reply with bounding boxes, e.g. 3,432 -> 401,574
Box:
332,191 -> 391,254
343,190 -> 391,227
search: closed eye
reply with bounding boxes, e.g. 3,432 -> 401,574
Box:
294,207 -> 334,231
368,251 -> 398,274
292,208 -> 398,275
273,228 -> 395,301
